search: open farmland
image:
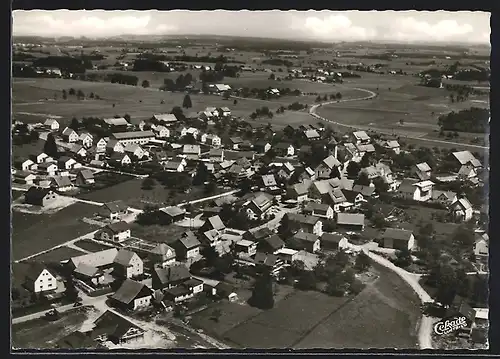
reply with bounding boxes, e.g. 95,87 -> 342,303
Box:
11,202 -> 100,260
29,246 -> 87,263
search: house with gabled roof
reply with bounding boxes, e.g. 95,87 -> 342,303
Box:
90,310 -> 145,344
274,142 -> 295,157
458,165 -> 478,180
229,136 -> 244,150
98,200 -> 129,221
315,155 -> 341,179
113,249 -> 144,279
152,125 -> 170,139
49,175 -> 74,192
124,143 -> 146,160
44,118 -> 60,131
24,186 -> 58,206
147,243 -> 177,268
289,232 -> 321,253
13,171 -> 36,185
164,160 -> 184,172
38,162 -> 58,176
254,141 -> 272,154
18,158 -> 37,172
246,192 -> 274,219
286,213 -> 323,236
208,148 -> 224,162
96,138 -> 108,153
352,130 -> 371,145
95,221 -> 131,242
257,235 -> 285,254
474,233 -> 488,258
14,262 -> 59,294
173,232 -> 201,260
303,129 -> 321,141
110,153 -> 132,166
243,227 -> 274,243
31,152 -> 49,164
58,156 -> 79,170
452,151 -> 482,169
336,213 -> 365,231
62,127 -> 79,143
450,197 -> 474,222
106,139 -> 125,154
103,117 -> 129,130
381,139 -> 401,154
152,264 -> 191,290
69,143 -> 87,158
76,169 -> 95,185
382,228 -> 415,250
218,107 -> 231,117
200,215 -> 226,232
68,248 -> 119,271
200,133 -> 221,147
159,207 -> 186,223
413,162 -> 432,181
182,144 -> 201,160
431,190 -> 457,206
79,132 -> 93,148
304,202 -> 334,219
321,233 -> 349,251
110,279 -> 152,311
153,113 -> 179,125
412,180 -> 435,202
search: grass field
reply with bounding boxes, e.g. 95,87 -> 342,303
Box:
11,202 -> 100,260
129,223 -> 186,244
12,140 -> 44,163
12,306 -> 97,349
29,246 -> 87,263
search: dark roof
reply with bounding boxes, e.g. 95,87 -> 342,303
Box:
113,249 -> 139,266
153,265 -> 191,285
74,263 -> 101,278
183,278 -> 204,287
287,213 -> 320,226
342,189 -> 361,202
264,235 -> 285,250
352,185 -> 376,196
101,200 -> 128,213
177,232 -> 201,249
321,233 -> 347,244
293,231 -> 319,243
106,221 -> 130,233
93,310 -> 144,340
398,179 -> 419,194
78,169 -> 94,180
246,227 -> 273,241
382,228 -> 414,241
110,279 -> 151,305
164,285 -> 191,297
56,331 -> 97,349
254,252 -> 278,266
337,213 -> 365,226
275,142 -> 292,149
24,186 -> 54,202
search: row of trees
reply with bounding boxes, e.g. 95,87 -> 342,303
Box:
315,92 -> 342,102
437,107 -> 489,133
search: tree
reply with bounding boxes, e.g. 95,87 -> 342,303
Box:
346,161 -> 361,178
359,153 -> 371,168
44,133 -> 58,158
296,270 -> 317,291
248,271 -> 275,309
451,224 -> 475,247
142,80 -> 150,88
141,177 -> 156,190
372,213 -> 388,229
63,277 -> 79,302
62,89 -> 67,100
269,73 -> 275,80
193,162 -> 209,185
200,246 -> 219,266
76,89 -> 85,99
354,252 -> 371,272
69,88 -> 76,96
233,99 -> 238,105
394,249 -> 413,268
373,177 -> 389,194
336,92 -> 342,100
433,264 -> 458,308
325,268 -> 348,296
69,117 -> 80,131
182,94 -> 192,109
211,308 -> 222,322
355,171 -> 371,186
315,95 -> 322,102
89,92 -> 95,99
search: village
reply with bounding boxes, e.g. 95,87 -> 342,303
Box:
11,99 -> 489,349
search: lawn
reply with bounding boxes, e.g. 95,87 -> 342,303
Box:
29,246 -> 87,263
12,140 -> 45,163
11,202 -> 100,260
293,262 -> 421,349
11,190 -> 25,201
78,177 -> 216,210
73,239 -> 113,253
12,306 -> 97,349
129,223 -> 186,244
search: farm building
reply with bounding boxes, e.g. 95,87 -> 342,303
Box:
286,213 -> 323,236
90,310 -> 145,345
113,249 -> 144,279
76,169 -> 95,185
153,113 -> 179,125
68,248 -> 119,271
320,233 -> 349,251
111,131 -> 155,146
381,228 -> 415,251
110,279 -> 152,311
102,117 -> 129,131
24,186 -> 58,206
159,207 -> 186,223
336,213 -> 365,231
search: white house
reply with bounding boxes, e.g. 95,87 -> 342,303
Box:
58,156 -> 78,170
474,234 -> 488,257
110,153 -> 132,166
106,139 -> 125,154
113,249 -> 144,279
450,198 -> 474,222
44,118 -> 60,131
33,152 -> 49,164
181,127 -> 199,139
95,221 -> 131,242
304,202 -> 334,219
413,180 -> 434,202
96,138 -> 108,153
201,133 -> 221,147
153,125 -> 170,139
23,264 -> 58,294
124,144 -> 146,160
20,159 -> 36,171
382,140 -> 401,154
62,127 -> 79,143
352,130 -> 371,145
79,133 -> 93,148
38,162 -> 58,176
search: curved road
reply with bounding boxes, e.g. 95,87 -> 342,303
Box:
308,85 -> 489,151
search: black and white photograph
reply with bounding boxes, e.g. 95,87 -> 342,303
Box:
10,9 -> 490,351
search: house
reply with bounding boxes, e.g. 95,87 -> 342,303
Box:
110,279 -> 152,311
69,144 -> 88,158
153,125 -> 170,139
274,143 -> 295,157
254,141 -> 272,154
315,155 -> 341,179
342,189 -> 365,208
181,127 -> 200,139
49,175 -> 74,192
38,162 -> 58,176
62,127 -> 79,143
90,159 -> 106,168
16,262 -> 58,294
173,232 -> 201,260
148,243 -> 177,268
19,159 -> 37,171
254,252 -> 283,275
218,107 -> 231,117
458,165 -> 478,180
278,162 -> 295,180
235,239 -> 258,256
430,190 -> 457,206
289,232 -> 321,253
288,180 -> 312,203
246,192 -> 274,218
24,186 -> 58,206
382,228 -> 415,251
382,140 -> 401,154
106,139 -> 125,154
44,118 -> 60,131
58,156 -> 78,170
111,131 -> 155,146
212,84 -> 231,93
96,138 -> 108,153
201,133 -> 222,147
79,133 -> 93,148
159,207 -> 186,223
229,137 -> 244,150
151,265 -> 191,290
275,248 -> 299,265
124,144 -> 146,160
113,249 -> 144,279
182,144 -> 201,160
183,278 -> 204,295
257,235 -> 285,254
76,169 -> 95,185
13,171 -> 36,185
73,263 -> 105,287
261,174 -> 278,189
110,153 -> 132,166
208,148 -> 224,162
304,202 -> 334,219
102,117 -> 129,131
396,179 -> 420,200
412,180 -> 435,202
243,227 -> 274,243
352,130 -> 371,145
321,233 -> 349,251
201,215 -> 225,232
98,200 -> 129,221
153,113 -> 179,126
412,162 -> 432,181
450,198 -> 474,222
68,248 -> 119,271
303,129 -> 321,141
90,310 -> 145,345
286,213 -> 323,236
356,144 -> 376,157
452,151 -> 482,169
164,160 -> 184,172
95,221 -> 131,242
31,152 -> 49,164
473,234 -> 488,258
360,166 -> 379,180
324,187 -> 348,211
336,213 -> 365,231
200,229 -> 223,247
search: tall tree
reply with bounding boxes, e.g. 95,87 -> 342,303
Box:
248,271 -> 275,309
142,80 -> 150,88
69,117 -> 79,131
62,89 -> 67,100
355,171 -> 371,186
182,94 -> 193,109
76,89 -> 85,99
44,133 -> 58,158
346,161 -> 361,178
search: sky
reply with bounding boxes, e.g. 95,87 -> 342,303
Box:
12,10 -> 491,44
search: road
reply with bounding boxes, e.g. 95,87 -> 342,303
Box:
309,85 -> 489,151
